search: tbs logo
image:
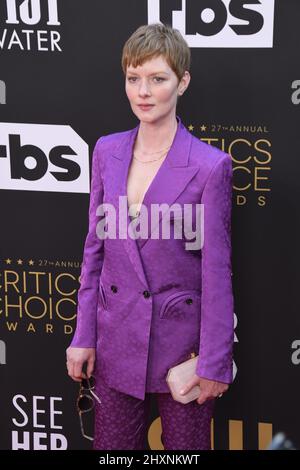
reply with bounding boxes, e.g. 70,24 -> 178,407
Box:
0,123 -> 89,193
148,0 -> 275,47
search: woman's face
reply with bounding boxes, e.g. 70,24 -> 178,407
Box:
125,54 -> 190,124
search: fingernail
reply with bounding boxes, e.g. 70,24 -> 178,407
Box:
180,389 -> 185,395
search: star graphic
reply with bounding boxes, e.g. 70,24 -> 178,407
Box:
200,125 -> 207,132
5,259 -> 12,264
28,260 -> 34,266
188,124 -> 194,131
17,259 -> 23,265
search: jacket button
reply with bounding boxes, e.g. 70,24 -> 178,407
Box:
111,285 -> 118,293
143,290 -> 151,298
186,298 -> 193,305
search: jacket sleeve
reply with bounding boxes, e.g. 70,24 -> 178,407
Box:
69,137 -> 105,348
196,153 -> 234,383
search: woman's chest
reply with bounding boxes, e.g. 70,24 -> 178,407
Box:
126,156 -> 167,215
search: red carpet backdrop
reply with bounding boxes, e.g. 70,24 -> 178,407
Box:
1,0 -> 299,450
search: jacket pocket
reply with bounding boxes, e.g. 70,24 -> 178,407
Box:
159,289 -> 201,319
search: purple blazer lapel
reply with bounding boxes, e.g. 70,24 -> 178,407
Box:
136,117 -> 200,250
109,125 -> 148,288
109,115 -> 200,287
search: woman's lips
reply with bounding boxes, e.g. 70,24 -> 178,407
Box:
138,104 -> 154,111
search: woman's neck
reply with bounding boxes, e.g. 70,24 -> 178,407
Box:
135,114 -> 178,154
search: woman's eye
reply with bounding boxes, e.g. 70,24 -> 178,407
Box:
127,77 -> 165,83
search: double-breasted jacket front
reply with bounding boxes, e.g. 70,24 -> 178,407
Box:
70,115 -> 234,400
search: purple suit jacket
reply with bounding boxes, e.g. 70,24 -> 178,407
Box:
70,115 -> 234,400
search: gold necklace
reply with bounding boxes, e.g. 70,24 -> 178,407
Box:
133,119 -> 178,162
133,148 -> 169,163
138,144 -> 172,156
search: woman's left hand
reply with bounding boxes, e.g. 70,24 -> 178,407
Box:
180,374 -> 229,405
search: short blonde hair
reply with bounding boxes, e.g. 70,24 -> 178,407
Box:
121,23 -> 191,83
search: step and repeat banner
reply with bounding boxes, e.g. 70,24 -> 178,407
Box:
1,0 -> 299,450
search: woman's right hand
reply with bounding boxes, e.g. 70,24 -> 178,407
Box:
66,346 -> 96,382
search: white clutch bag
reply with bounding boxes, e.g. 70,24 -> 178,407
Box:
166,354 -> 201,404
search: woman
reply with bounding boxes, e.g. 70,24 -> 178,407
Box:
66,23 -> 234,450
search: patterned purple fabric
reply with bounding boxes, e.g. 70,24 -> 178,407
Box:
70,115 -> 234,400
93,371 -> 215,450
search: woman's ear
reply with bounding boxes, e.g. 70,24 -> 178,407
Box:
178,71 -> 191,96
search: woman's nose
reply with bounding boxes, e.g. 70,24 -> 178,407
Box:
138,79 -> 151,96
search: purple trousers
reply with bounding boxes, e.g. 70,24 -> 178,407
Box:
93,372 -> 215,450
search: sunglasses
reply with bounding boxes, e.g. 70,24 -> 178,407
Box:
76,375 -> 101,441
